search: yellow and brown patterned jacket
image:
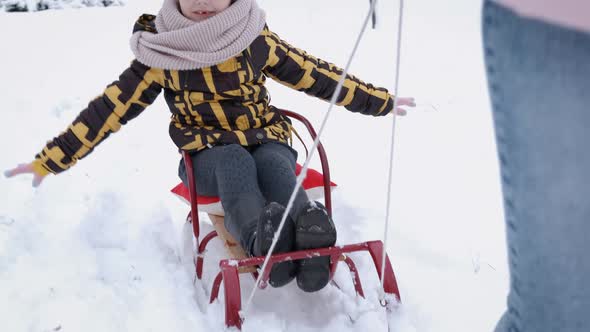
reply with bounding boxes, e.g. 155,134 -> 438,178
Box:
32,14 -> 395,176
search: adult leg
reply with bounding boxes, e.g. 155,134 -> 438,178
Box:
483,2 -> 590,331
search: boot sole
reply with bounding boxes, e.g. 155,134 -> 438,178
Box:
255,203 -> 297,288
295,207 -> 337,250
295,205 -> 337,292
258,230 -> 297,288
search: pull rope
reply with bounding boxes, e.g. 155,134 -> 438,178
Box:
370,0 -> 378,28
241,0 -> 379,320
379,0 -> 405,303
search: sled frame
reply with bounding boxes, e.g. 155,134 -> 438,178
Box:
182,109 -> 401,329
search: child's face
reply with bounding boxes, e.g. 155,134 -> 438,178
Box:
179,0 -> 232,22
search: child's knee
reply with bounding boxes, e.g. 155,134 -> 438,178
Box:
217,144 -> 254,166
252,143 -> 297,167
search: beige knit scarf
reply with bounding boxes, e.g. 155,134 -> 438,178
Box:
130,0 -> 266,70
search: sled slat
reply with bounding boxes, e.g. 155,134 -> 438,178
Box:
209,214 -> 257,274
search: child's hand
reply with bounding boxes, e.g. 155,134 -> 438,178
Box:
4,162 -> 46,187
392,97 -> 416,116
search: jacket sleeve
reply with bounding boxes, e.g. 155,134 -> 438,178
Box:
32,60 -> 164,176
261,29 -> 394,116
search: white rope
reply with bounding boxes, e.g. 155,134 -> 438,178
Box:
241,0 -> 379,320
371,0 -> 378,28
379,0 -> 405,303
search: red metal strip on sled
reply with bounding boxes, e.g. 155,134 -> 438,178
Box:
197,231 -> 218,280
220,262 -> 243,329
342,255 -> 365,298
217,241 -> 399,330
367,241 -> 401,302
279,109 -> 333,217
210,271 -> 223,304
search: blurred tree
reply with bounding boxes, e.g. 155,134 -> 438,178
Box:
1,0 -> 125,12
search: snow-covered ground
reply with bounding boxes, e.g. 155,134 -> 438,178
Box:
0,0 -> 508,331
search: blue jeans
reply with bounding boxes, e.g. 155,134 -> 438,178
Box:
483,2 -> 590,332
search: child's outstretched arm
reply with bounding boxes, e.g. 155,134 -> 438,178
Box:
4,163 -> 46,187
5,60 -> 164,187
261,28 -> 414,116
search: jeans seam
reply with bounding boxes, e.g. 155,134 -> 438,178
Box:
483,3 -> 521,331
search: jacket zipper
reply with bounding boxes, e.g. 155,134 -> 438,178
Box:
243,49 -> 259,81
182,70 -> 188,89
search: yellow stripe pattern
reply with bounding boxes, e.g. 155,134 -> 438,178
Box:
34,21 -> 393,175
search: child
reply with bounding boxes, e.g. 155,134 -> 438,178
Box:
5,0 -> 414,292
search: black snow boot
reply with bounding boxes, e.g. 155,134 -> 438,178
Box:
294,201 -> 337,293
251,202 -> 297,288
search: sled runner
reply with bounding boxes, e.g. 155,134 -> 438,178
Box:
171,110 -> 401,329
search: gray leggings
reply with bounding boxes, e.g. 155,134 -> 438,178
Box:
178,142 -> 309,250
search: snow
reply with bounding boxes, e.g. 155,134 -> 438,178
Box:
0,0 -> 508,331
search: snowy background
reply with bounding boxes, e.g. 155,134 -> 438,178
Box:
0,0 -> 508,331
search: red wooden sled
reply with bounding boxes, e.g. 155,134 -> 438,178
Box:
175,110 -> 401,329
